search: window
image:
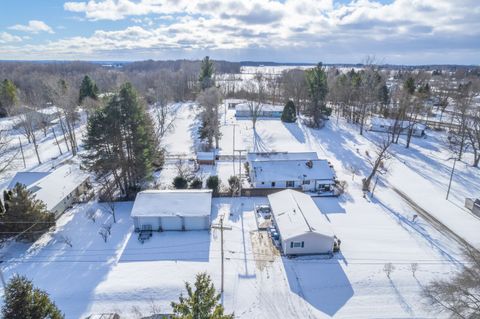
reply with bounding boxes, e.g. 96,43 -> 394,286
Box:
271,182 -> 276,187
286,181 -> 294,187
302,180 -> 310,185
290,241 -> 305,248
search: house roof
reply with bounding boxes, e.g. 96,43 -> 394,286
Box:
235,103 -> 284,112
8,164 -> 89,211
247,151 -> 318,162
252,159 -> 335,183
7,172 -> 50,189
268,189 -> 334,240
131,190 -> 213,218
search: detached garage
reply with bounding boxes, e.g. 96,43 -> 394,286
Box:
268,189 -> 335,255
131,190 -> 212,231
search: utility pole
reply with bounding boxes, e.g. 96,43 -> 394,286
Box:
446,158 -> 457,200
220,215 -> 224,294
232,124 -> 236,173
18,137 -> 26,168
234,149 -> 246,196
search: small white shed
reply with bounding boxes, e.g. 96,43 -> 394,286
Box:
131,190 -> 212,231
268,189 -> 335,255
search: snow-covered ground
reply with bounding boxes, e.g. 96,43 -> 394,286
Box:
1,102 -> 479,318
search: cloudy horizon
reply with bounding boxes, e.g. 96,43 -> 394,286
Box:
1,0 -> 479,65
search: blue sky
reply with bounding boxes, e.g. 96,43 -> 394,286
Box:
0,0 -> 479,65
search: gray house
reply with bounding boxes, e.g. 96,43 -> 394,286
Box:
268,189 -> 335,255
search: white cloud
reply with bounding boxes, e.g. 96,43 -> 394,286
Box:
1,0 -> 478,63
9,20 -> 55,34
0,32 -> 22,44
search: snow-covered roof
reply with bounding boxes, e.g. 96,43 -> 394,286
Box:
7,172 -> 50,189
33,164 -> 90,211
7,164 -> 89,211
252,159 -> 335,183
131,190 -> 212,218
370,117 -> 426,130
268,189 -> 334,240
36,106 -> 61,116
235,103 -> 284,112
197,152 -> 215,161
247,151 -> 318,162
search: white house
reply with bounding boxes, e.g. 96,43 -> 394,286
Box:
369,117 -> 426,137
7,164 -> 90,217
268,189 -> 335,255
131,190 -> 212,232
235,103 -> 284,118
247,152 -> 335,192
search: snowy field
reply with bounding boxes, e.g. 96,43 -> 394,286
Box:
1,102 -> 479,318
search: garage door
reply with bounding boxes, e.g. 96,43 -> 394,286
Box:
160,216 -> 183,230
184,216 -> 209,230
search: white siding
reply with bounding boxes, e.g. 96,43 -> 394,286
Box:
161,216 -> 183,230
184,216 -> 209,230
282,232 -> 334,255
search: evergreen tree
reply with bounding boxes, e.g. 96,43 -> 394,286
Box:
79,75 -> 98,104
227,175 -> 240,195
0,79 -> 18,116
2,275 -> 64,319
83,83 -> 159,198
171,272 -> 233,319
189,178 -> 203,189
173,176 -> 188,189
305,62 -> 328,127
199,56 -> 215,91
0,184 -> 55,241
206,176 -> 220,196
281,100 -> 297,123
404,77 -> 416,95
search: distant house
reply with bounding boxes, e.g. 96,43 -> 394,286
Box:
131,190 -> 212,232
235,103 -> 283,118
7,164 -> 90,217
465,198 -> 480,218
268,189 -> 335,255
196,151 -> 216,165
247,152 -> 335,192
225,98 -> 246,109
369,117 -> 426,137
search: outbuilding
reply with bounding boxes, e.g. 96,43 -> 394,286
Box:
268,189 -> 335,255
197,151 -> 216,165
235,103 -> 284,118
369,117 -> 426,137
131,190 -> 212,232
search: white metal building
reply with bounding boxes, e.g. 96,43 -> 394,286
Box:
131,190 -> 212,231
268,189 -> 335,255
7,164 -> 90,217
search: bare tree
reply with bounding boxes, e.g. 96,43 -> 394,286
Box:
99,227 -> 109,243
410,262 -> 419,278
281,69 -> 307,115
244,73 -> 267,130
85,208 -> 97,223
57,234 -> 73,248
14,107 -> 42,165
384,262 -> 395,278
422,247 -> 480,318
449,82 -> 475,161
0,129 -> 16,174
363,138 -> 392,191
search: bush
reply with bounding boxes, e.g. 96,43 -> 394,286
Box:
173,176 -> 188,189
228,175 -> 240,195
206,175 -> 220,196
190,178 -> 203,189
281,100 -> 297,123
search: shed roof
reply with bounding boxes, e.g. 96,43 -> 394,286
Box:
131,190 -> 212,218
197,152 -> 215,161
268,189 -> 334,240
253,159 -> 335,183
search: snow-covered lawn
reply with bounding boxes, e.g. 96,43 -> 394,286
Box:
0,195 -> 463,318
